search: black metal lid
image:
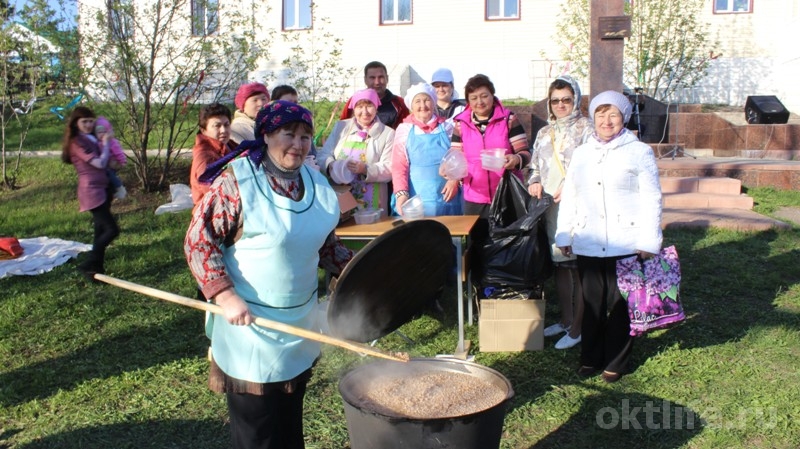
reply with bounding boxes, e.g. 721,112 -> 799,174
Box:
327,219 -> 453,342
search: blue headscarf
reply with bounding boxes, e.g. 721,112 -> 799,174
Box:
199,100 -> 313,183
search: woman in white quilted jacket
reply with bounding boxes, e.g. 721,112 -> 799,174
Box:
555,90 -> 662,383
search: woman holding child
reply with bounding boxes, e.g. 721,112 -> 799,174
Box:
61,106 -> 120,280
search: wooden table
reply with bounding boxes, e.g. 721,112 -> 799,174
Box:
336,215 -> 480,357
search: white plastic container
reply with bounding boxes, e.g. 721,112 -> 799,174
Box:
441,149 -> 468,180
401,195 -> 425,220
331,159 -> 355,184
353,209 -> 382,225
480,149 -> 506,172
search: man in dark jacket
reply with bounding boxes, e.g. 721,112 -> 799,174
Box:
340,61 -> 409,129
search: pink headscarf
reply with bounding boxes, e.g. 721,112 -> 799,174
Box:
348,88 -> 380,110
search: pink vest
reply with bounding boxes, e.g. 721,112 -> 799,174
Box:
454,102 -> 518,204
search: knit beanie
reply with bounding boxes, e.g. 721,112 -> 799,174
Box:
404,83 -> 437,110
234,82 -> 270,111
589,90 -> 632,124
95,116 -> 114,133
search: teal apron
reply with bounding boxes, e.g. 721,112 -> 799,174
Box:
210,157 -> 339,383
407,124 -> 462,216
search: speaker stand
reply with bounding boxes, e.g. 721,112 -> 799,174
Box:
659,101 -> 697,160
660,145 -> 697,160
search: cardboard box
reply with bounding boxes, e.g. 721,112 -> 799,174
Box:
479,298 -> 545,352
332,184 -> 358,222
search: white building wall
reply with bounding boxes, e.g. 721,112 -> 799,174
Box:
255,0 -> 557,102
78,0 -> 798,112
695,0 -> 799,112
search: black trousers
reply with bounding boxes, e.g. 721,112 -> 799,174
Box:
464,200 -> 490,284
226,374 -> 310,449
577,255 -> 634,374
87,193 -> 119,269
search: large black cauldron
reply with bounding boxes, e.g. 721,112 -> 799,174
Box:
339,358 -> 514,449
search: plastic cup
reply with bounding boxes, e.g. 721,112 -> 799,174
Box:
481,149 -> 506,172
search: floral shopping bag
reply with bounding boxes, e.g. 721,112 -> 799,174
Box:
616,245 -> 685,336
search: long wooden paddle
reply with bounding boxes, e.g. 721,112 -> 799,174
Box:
94,274 -> 408,363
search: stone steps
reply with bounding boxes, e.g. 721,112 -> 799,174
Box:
661,176 -> 753,210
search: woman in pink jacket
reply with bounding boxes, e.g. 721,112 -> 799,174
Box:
448,74 -> 530,277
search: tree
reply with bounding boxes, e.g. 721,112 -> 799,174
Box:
551,0 -> 720,100
280,12 -> 356,143
0,0 -> 61,189
80,0 -> 264,191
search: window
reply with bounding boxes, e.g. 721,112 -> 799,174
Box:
714,0 -> 752,13
381,0 -> 412,24
283,0 -> 312,30
192,0 -> 218,36
486,0 -> 519,20
107,0 -> 133,40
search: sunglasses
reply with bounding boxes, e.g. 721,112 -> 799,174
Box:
550,97 -> 574,105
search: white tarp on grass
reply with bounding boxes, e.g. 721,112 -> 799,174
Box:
0,237 -> 91,279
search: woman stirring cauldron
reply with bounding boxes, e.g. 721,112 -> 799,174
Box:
185,100 -> 354,449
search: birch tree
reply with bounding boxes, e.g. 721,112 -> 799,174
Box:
79,0 -> 265,191
0,0 -> 61,189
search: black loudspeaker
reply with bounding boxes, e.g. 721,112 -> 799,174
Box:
745,95 -> 790,124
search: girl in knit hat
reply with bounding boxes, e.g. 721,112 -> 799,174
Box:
186,100 -> 353,449
94,116 -> 127,200
230,82 -> 270,144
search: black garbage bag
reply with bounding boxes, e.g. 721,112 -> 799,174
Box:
481,171 -> 553,290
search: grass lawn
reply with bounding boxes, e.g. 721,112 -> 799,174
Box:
3,97 -> 342,153
1,158 -> 800,448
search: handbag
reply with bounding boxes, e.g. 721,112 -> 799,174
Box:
616,245 -> 685,336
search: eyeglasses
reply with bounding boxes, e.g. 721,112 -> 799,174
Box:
550,97 -> 574,105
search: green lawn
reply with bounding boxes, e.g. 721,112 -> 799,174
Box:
2,97 -> 341,153
1,157 -> 799,448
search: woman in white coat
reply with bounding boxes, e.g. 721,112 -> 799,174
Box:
318,88 -> 394,214
555,90 -> 662,383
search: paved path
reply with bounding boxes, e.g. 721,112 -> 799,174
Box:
663,208 -> 792,232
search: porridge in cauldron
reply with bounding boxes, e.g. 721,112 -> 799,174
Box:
353,370 -> 507,419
